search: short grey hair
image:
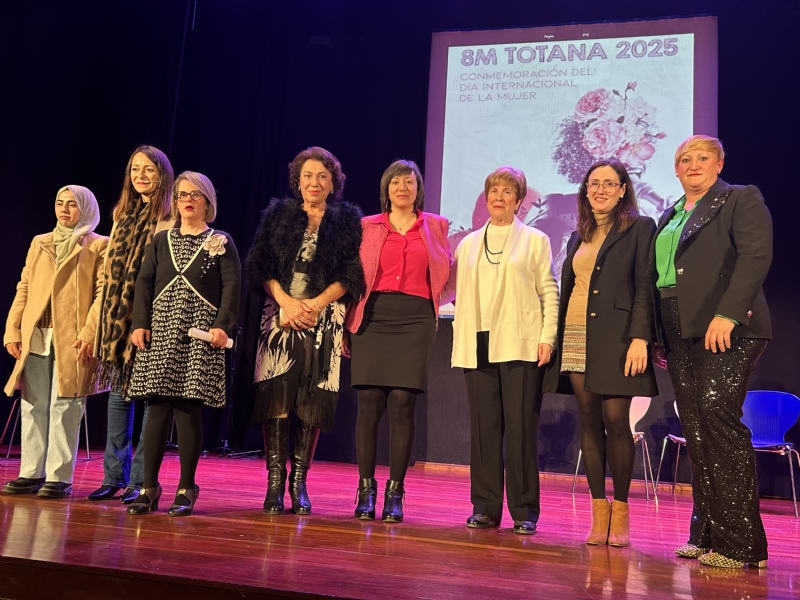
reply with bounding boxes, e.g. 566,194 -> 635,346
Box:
173,171 -> 217,223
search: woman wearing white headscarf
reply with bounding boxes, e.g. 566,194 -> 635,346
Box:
2,185 -> 108,499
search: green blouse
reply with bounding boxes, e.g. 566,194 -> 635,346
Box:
655,195 -> 695,289
654,194 -> 738,324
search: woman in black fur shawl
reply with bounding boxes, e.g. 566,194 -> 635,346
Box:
246,147 -> 364,515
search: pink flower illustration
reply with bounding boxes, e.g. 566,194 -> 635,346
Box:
583,120 -> 623,159
553,81 -> 664,181
616,137 -> 656,169
574,89 -> 611,122
623,96 -> 652,121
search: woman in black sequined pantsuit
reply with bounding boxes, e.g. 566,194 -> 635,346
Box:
651,135 -> 772,569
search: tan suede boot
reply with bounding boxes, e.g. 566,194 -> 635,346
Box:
586,498 -> 611,545
608,500 -> 630,547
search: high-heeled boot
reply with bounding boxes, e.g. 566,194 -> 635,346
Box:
608,500 -> 631,547
586,498 -> 611,545
354,478 -> 377,520
289,418 -> 320,515
382,480 -> 405,523
263,418 -> 289,514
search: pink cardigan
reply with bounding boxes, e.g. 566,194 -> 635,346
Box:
345,211 -> 451,333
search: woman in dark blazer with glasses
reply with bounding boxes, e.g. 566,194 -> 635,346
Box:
545,159 -> 657,548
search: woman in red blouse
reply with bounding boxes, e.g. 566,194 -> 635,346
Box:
345,160 -> 451,522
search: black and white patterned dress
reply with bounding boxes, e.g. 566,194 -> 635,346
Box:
252,229 -> 347,431
129,229 -> 227,407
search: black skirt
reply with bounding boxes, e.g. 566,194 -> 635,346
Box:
350,293 -> 435,393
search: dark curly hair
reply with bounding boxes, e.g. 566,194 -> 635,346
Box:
288,146 -> 346,202
576,159 -> 639,243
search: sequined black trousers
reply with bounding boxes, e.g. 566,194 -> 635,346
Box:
660,296 -> 768,562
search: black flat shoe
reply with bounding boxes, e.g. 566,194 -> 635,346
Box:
168,487 -> 200,517
87,484 -> 122,500
3,477 -> 46,494
354,477 -> 377,520
466,514 -> 499,529
126,485 -> 162,515
37,482 -> 72,498
120,488 -> 140,504
513,520 -> 536,535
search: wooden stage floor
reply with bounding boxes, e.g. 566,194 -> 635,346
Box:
0,453 -> 798,599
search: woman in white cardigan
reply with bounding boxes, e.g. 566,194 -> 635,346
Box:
444,166 -> 559,534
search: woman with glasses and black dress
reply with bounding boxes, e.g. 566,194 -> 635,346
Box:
545,160 -> 657,548
125,171 -> 241,517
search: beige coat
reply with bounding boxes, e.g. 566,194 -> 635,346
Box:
4,232 -> 109,397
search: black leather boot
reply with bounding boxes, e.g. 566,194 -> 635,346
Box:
382,480 -> 405,523
289,418 -> 320,515
263,418 -> 289,514
354,478 -> 378,520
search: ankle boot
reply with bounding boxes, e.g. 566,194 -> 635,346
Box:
586,498 -> 611,545
263,418 -> 289,514
382,480 -> 405,523
608,500 -> 631,547
354,478 -> 377,520
289,418 -> 320,515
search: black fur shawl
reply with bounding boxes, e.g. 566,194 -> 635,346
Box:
245,197 -> 365,303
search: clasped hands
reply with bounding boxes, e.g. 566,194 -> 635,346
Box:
281,296 -> 321,331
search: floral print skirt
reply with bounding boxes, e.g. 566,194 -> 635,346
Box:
251,295 -> 346,431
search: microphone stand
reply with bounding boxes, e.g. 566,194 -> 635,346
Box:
208,324 -> 261,458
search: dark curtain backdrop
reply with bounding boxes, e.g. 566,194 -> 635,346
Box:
1,1 -> 798,495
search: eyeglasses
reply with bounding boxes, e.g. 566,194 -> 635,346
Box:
174,190 -> 205,203
587,181 -> 622,192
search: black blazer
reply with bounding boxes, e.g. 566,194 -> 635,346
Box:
544,216 -> 658,397
650,178 -> 772,348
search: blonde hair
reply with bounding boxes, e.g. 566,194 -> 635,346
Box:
173,171 -> 217,224
674,135 -> 725,167
484,166 -> 527,205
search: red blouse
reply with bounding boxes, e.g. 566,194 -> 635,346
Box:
373,212 -> 432,300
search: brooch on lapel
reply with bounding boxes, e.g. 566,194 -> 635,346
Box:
203,233 -> 227,256
201,233 -> 226,276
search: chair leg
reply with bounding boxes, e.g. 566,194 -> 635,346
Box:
673,444 -> 682,495
789,449 -> 799,520
1,397 -> 20,454
6,401 -> 21,460
83,409 -> 91,460
572,448 -> 583,493
656,437 -> 668,493
642,439 -> 657,501
640,439 -> 649,501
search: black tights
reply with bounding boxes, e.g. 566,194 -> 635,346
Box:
356,387 -> 417,482
142,396 -> 203,491
570,373 -> 634,502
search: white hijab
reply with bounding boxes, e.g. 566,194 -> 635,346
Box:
53,185 -> 101,265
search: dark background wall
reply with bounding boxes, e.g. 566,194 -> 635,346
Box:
1,0 -> 798,497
